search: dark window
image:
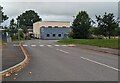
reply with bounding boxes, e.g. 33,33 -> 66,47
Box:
48,26 -> 52,28
53,34 -> 56,37
58,34 -> 61,37
54,26 -> 58,28
41,26 -> 45,28
62,26 -> 66,28
47,34 -> 50,37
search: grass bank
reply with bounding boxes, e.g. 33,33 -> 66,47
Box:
58,39 -> 119,49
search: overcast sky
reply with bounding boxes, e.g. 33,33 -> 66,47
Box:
0,0 -> 119,26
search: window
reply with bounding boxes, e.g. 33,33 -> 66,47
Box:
62,26 -> 66,28
41,26 -> 45,28
47,34 -> 50,37
53,34 -> 56,37
54,26 -> 58,28
58,34 -> 61,37
48,26 -> 52,28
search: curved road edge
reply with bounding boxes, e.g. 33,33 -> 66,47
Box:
0,42 -> 30,80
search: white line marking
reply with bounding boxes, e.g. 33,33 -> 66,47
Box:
31,45 -> 36,47
55,45 -> 60,47
56,49 -> 69,54
62,45 -> 67,47
47,45 -> 52,47
67,44 -> 76,47
39,45 -> 44,47
80,57 -> 120,71
23,45 -> 28,47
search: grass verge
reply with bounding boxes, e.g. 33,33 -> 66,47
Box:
58,39 -> 119,49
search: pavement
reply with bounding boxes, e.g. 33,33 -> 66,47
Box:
2,39 -> 119,81
2,42 -> 25,71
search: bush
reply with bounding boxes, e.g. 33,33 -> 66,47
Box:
68,31 -> 74,38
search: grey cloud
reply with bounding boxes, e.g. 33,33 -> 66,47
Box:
0,2 -> 118,26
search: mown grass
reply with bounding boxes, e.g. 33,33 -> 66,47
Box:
58,39 -> 119,49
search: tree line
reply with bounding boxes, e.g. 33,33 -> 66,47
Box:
1,5 -> 119,40
1,7 -> 42,40
70,11 -> 119,39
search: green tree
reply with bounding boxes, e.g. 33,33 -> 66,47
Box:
111,27 -> 120,37
16,10 -> 42,28
22,26 -> 29,39
71,11 -> 93,39
0,6 -> 8,24
90,27 -> 101,36
96,12 -> 119,39
9,19 -> 18,39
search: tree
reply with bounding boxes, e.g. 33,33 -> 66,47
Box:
111,27 -> 120,37
96,12 -> 119,39
89,27 -> 101,36
22,26 -> 29,39
71,11 -> 93,39
0,6 -> 8,24
16,10 -> 42,28
9,19 -> 18,39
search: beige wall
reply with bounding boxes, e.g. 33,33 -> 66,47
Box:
33,21 -> 71,38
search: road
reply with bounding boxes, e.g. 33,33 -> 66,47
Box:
3,39 -> 119,81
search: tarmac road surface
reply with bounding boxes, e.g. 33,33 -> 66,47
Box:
3,39 -> 119,81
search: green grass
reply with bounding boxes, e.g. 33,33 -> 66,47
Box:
58,39 -> 119,49
0,40 -> 7,45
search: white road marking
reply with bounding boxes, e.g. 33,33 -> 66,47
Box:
80,57 -> 120,71
62,45 -> 67,47
31,45 -> 36,47
23,45 -> 28,47
47,45 -> 52,47
55,45 -> 60,47
68,44 -> 76,47
56,49 -> 70,54
39,45 -> 44,47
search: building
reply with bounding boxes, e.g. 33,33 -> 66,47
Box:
41,27 -> 71,40
33,21 -> 71,39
